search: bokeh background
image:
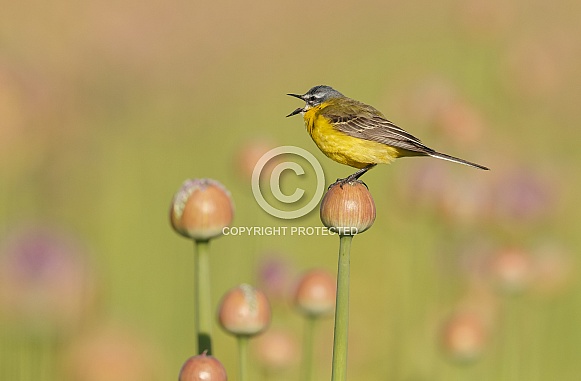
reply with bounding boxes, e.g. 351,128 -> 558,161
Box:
1,0 -> 581,379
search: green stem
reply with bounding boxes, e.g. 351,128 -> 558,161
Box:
238,336 -> 249,381
302,316 -> 316,381
331,235 -> 352,381
194,239 -> 213,355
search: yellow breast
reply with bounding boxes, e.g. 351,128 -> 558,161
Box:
303,106 -> 400,169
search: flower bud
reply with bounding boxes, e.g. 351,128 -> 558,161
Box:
440,310 -> 488,363
170,179 -> 234,241
253,328 -> 299,371
179,352 -> 228,381
0,226 -> 96,334
257,254 -> 294,301
320,181 -> 376,235
397,161 -> 449,209
234,139 -> 280,181
65,324 -> 160,381
294,269 -> 336,317
438,175 -> 492,225
218,284 -> 271,337
532,243 -> 572,296
492,167 -> 555,225
489,247 -> 534,294
434,97 -> 485,145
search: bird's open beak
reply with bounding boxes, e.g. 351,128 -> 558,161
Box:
286,107 -> 304,117
286,93 -> 305,117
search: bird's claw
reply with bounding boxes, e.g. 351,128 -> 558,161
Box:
328,178 -> 345,189
328,177 -> 368,190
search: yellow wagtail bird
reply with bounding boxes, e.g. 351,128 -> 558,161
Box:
287,85 -> 489,184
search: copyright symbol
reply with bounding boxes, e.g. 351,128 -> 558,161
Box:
251,146 -> 326,219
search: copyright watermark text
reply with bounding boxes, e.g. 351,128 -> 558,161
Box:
222,226 -> 359,236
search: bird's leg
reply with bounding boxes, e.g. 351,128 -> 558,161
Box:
348,164 -> 376,181
330,164 -> 377,189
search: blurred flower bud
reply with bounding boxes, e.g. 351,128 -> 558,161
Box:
397,161 -> 450,209
252,328 -> 299,371
64,324 -> 160,381
399,78 -> 457,127
0,226 -> 97,334
433,98 -> 485,146
492,167 -> 555,226
398,78 -> 485,146
489,247 -> 534,294
235,138 -> 280,181
438,174 -> 492,226
440,310 -> 488,363
170,178 -> 234,241
456,0 -> 514,41
0,64 -> 64,176
179,352 -> 228,381
320,181 -> 376,235
0,64 -> 28,167
532,242 -> 573,297
502,38 -> 566,100
294,269 -> 336,318
218,284 -> 271,337
256,253 -> 294,301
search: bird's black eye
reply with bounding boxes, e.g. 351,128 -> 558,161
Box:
309,95 -> 316,102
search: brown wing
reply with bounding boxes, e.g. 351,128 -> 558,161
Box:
322,101 -> 435,155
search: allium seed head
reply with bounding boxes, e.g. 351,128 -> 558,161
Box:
218,284 -> 271,337
440,311 -> 488,363
294,269 -> 336,317
179,352 -> 228,381
253,328 -> 299,370
320,181 -> 376,236
170,178 -> 234,241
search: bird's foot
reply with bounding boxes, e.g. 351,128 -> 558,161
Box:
328,178 -> 348,189
328,176 -> 368,190
328,165 -> 375,189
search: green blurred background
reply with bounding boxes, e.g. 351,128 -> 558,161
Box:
1,0 -> 580,379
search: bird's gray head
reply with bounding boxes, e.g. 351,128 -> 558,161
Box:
286,85 -> 344,117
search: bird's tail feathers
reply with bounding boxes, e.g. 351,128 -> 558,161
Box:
427,151 -> 489,170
